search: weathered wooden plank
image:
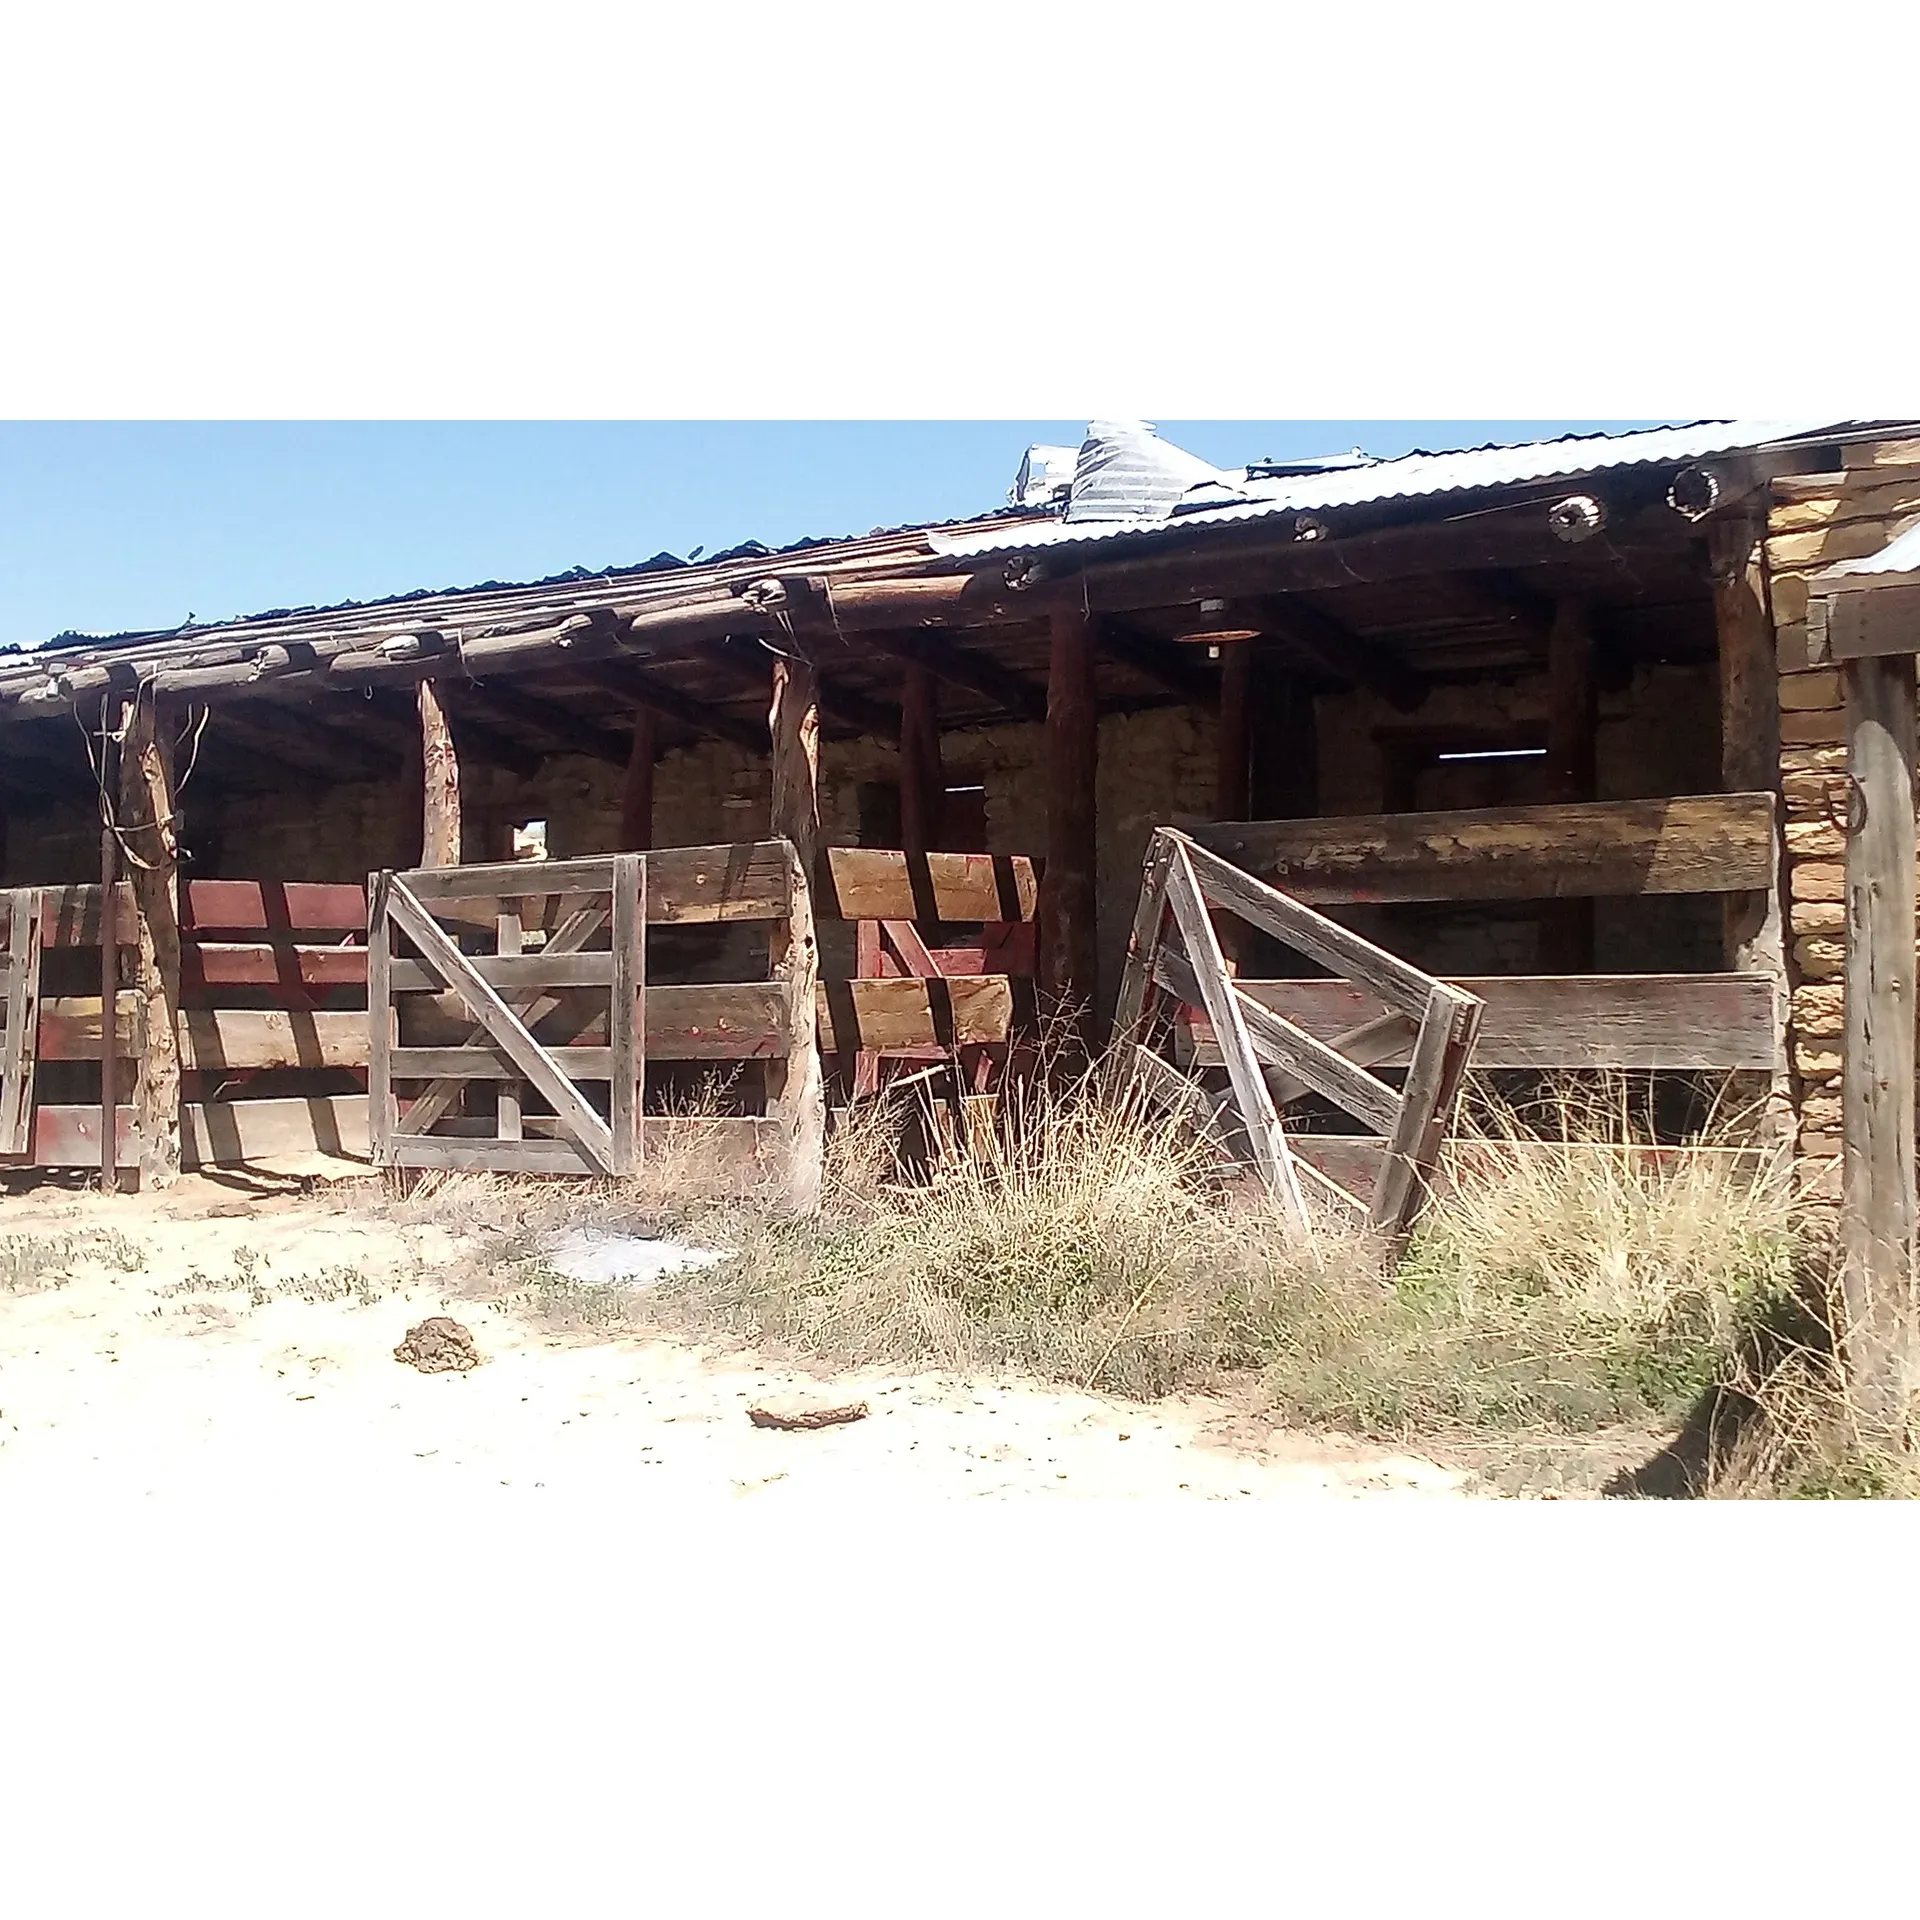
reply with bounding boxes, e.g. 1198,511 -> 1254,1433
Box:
610,852 -> 643,1175
388,1133 -> 606,1174
1113,830 -> 1179,1047
39,1001 -> 370,1069
1826,581 -> 1920,663
815,975 -> 1014,1053
387,952 -> 614,994
1194,794 -> 1780,903
184,943 -> 371,990
1187,974 -> 1782,1072
41,880 -> 366,947
368,872 -> 392,1163
767,657 -> 826,1213
818,847 -> 1040,925
1128,1042 -> 1236,1155
1,890 -> 41,1155
1840,650 -> 1919,1431
400,855 -> 626,902
389,1046 -> 616,1080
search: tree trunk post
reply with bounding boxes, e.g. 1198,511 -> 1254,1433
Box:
418,679 -> 462,868
98,692 -> 123,1193
1841,650 -> 1918,1437
898,660 -> 943,859
119,688 -> 183,1186
767,649 -> 825,1213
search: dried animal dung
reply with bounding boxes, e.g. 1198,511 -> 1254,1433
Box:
747,1396 -> 869,1432
393,1316 -> 480,1373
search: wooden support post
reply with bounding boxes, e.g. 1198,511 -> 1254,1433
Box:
1248,660 -> 1319,978
119,690 -> 183,1185
418,679 -> 462,868
1540,597 -> 1598,972
898,661 -> 943,858
1841,651 -> 1918,1435
1214,642 -> 1253,822
98,693 -> 123,1193
767,651 -> 825,1213
618,704 -> 658,852
1041,605 -> 1099,1050
1710,508 -> 1793,1138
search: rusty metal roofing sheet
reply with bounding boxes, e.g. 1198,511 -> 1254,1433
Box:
928,420 -> 1874,559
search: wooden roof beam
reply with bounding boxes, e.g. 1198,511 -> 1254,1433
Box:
564,661 -> 767,755
1249,596 -> 1426,713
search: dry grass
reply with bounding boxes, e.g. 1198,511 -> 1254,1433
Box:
350,1063 -> 1918,1493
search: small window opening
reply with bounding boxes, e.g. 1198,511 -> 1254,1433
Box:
510,818 -> 549,862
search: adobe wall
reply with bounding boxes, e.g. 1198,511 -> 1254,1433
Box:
1768,439 -> 1920,1190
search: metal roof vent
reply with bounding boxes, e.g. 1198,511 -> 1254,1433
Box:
1012,444 -> 1080,509
1061,420 -> 1245,524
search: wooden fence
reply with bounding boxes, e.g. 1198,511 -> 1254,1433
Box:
2,841 -> 1042,1183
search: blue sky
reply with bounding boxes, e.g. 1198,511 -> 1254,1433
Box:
0,421 -> 1670,652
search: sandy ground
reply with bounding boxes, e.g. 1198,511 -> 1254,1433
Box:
0,1169 -> 1473,1502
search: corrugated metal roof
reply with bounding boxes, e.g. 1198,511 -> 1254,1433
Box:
1817,518 -> 1920,588
928,419 -> 1870,559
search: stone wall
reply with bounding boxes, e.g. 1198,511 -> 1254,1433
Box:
1768,439 -> 1920,1187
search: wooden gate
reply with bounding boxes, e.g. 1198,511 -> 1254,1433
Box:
369,855 -> 646,1176
1114,829 -> 1483,1246
0,889 -> 42,1155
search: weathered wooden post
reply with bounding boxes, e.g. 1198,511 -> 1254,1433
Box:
119,687 -> 183,1185
1816,528 -> 1920,1436
97,691 -> 123,1193
1711,506 -> 1793,1141
897,660 -> 943,859
768,648 -> 825,1213
418,679 -> 461,868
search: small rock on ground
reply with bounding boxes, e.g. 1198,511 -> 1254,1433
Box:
394,1317 -> 480,1374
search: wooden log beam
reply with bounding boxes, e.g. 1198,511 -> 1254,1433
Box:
1197,794 -> 1780,905
563,661 -> 766,754
1540,596 -> 1598,970
1841,650 -> 1919,1434
1709,508 -> 1792,1137
1040,605 -> 1099,1045
1250,595 -> 1426,713
858,628 -> 1048,724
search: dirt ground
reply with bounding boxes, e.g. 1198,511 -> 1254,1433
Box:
0,1166 -> 1624,1502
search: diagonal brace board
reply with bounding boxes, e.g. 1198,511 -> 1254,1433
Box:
393,898 -> 611,1139
381,876 -> 618,1173
1162,843 -> 1309,1227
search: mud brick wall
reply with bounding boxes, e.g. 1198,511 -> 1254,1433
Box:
1769,440 -> 1920,1188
